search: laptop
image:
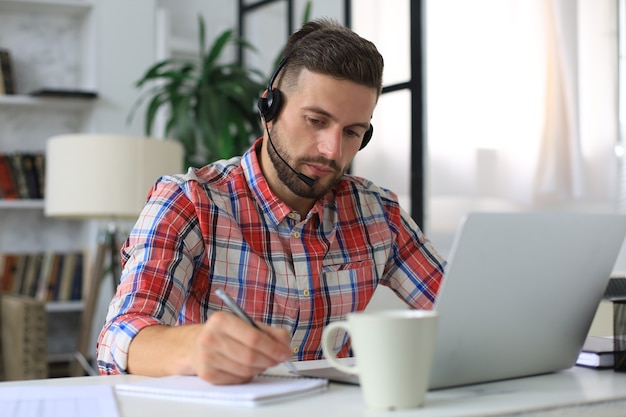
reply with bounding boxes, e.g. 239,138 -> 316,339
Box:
298,212 -> 626,389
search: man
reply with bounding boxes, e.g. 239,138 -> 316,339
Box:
97,18 -> 445,385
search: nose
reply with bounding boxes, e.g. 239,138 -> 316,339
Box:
317,127 -> 342,160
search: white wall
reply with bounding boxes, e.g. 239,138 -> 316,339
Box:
92,0 -> 158,135
156,0 -> 236,60
351,0 -> 412,213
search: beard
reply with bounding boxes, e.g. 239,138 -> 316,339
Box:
267,125 -> 346,200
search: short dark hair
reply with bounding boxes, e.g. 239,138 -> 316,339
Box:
278,18 -> 384,97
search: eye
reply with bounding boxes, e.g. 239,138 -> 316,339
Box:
345,128 -> 364,138
306,116 -> 324,127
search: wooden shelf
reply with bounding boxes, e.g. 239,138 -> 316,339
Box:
47,352 -> 74,363
0,199 -> 45,209
0,0 -> 93,15
0,94 -> 95,111
45,300 -> 84,313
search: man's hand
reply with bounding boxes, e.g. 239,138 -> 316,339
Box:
127,312 -> 293,385
191,311 -> 293,384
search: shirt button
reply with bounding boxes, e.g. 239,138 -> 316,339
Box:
303,289 -> 310,297
292,231 -> 301,238
288,213 -> 297,219
293,346 -> 300,354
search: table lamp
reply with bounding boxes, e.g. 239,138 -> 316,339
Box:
45,134 -> 184,376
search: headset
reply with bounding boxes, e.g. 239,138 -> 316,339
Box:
257,56 -> 374,150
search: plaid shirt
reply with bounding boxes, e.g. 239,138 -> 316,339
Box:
97,139 -> 445,374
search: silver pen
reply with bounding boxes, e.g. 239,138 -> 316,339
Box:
215,288 -> 299,375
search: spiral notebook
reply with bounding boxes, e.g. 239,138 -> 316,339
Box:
115,374 -> 328,407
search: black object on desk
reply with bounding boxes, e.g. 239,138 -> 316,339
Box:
613,297 -> 626,372
577,336 -> 615,369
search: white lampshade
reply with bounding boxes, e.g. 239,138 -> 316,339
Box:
45,134 -> 184,219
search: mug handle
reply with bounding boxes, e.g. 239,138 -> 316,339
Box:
321,321 -> 359,375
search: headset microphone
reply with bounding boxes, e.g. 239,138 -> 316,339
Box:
264,120 -> 316,187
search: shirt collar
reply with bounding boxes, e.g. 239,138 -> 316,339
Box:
241,138 -> 330,226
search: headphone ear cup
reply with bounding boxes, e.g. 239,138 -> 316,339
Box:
359,124 -> 374,150
257,96 -> 269,120
259,88 -> 283,122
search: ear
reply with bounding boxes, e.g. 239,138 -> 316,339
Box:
260,114 -> 268,130
257,89 -> 269,124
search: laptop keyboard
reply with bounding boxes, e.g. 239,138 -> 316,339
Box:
604,277 -> 626,299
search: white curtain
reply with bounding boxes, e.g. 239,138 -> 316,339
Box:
426,0 -> 618,213
534,0 -> 585,202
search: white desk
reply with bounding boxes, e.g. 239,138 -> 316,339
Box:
3,365 -> 626,417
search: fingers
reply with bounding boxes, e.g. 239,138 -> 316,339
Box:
256,319 -> 291,343
192,311 -> 292,385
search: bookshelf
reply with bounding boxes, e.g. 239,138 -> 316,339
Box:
0,0 -> 95,376
0,0 -> 162,377
0,0 -> 92,14
0,0 -> 216,378
0,199 -> 45,209
0,94 -> 96,110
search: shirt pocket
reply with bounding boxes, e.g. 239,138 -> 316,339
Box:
319,260 -> 377,354
320,260 -> 377,310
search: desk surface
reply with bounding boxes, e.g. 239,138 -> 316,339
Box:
3,364 -> 626,417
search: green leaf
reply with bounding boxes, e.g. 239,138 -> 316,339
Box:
136,59 -> 196,86
301,0 -> 312,25
129,14 -> 265,168
144,92 -> 169,136
205,29 -> 233,68
198,14 -> 206,57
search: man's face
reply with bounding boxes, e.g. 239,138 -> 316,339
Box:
266,69 -> 378,200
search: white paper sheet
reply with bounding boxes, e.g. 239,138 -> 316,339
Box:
0,385 -> 119,417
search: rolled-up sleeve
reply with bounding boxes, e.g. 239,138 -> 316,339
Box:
96,176 -> 206,374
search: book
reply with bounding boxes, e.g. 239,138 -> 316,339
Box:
0,255 -> 4,286
0,254 -> 19,292
0,63 -> 5,95
13,254 -> 28,295
58,252 -> 74,301
20,153 -> 42,199
7,153 -> 30,199
33,152 -> 45,199
0,49 -> 15,95
46,253 -> 63,301
115,374 -> 328,407
57,252 -> 77,301
0,153 -> 19,199
70,252 -> 84,301
576,336 -> 616,368
22,253 -> 43,297
35,251 -> 55,301
0,252 -> 86,301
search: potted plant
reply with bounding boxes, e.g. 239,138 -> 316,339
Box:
130,15 -> 265,169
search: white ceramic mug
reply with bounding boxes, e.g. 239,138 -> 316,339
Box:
321,309 -> 438,410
